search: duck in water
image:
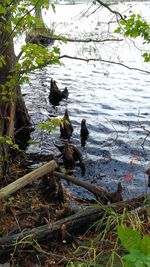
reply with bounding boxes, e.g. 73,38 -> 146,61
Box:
49,79 -> 69,106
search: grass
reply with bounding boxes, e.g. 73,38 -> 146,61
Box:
65,199 -> 150,267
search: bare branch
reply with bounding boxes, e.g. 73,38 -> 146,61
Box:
16,36 -> 123,61
59,54 -> 150,74
54,36 -> 123,43
96,0 -> 125,20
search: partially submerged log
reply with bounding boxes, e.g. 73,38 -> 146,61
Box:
0,195 -> 146,248
26,28 -> 54,45
53,171 -> 123,203
0,160 -> 58,199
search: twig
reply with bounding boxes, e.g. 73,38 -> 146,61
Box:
59,54 -> 150,74
96,0 -> 125,20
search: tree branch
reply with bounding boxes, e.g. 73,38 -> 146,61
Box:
59,54 -> 150,74
55,37 -> 123,43
16,36 -> 123,61
96,0 -> 125,20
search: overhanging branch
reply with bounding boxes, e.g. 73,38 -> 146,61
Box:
59,54 -> 150,74
17,36 -> 123,61
96,0 -> 125,20
53,36 -> 123,43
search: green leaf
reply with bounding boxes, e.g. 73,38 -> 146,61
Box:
0,5 -> 7,14
124,261 -> 133,267
123,249 -> 150,267
143,52 -> 150,62
61,36 -> 67,43
53,46 -> 60,55
117,226 -> 141,251
140,236 -> 150,255
114,27 -> 121,34
38,118 -> 60,133
0,55 -> 6,67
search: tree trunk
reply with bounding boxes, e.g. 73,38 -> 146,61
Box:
26,5 -> 53,45
0,15 -> 32,178
35,7 -> 44,25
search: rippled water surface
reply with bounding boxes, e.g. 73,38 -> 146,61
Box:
22,1 -> 150,200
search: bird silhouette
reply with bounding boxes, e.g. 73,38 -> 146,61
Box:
80,119 -> 89,146
60,108 -> 73,140
49,79 -> 69,106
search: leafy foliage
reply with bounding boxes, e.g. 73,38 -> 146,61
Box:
0,0 -> 61,96
115,14 -> 150,62
0,136 -> 19,150
21,43 -> 60,72
38,118 -> 61,133
117,226 -> 150,267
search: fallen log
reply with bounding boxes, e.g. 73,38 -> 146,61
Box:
53,171 -> 123,203
0,160 -> 58,199
0,195 -> 146,248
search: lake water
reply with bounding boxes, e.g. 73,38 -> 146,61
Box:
22,1 -> 150,200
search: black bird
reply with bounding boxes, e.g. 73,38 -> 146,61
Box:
80,119 -> 89,146
49,79 -> 69,106
60,108 -> 73,140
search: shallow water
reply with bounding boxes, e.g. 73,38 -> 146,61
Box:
22,1 -> 150,200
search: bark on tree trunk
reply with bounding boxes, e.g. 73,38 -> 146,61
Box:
0,15 -> 32,178
35,7 -> 44,25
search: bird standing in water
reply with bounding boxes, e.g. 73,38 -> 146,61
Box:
80,119 -> 89,146
60,108 -> 73,140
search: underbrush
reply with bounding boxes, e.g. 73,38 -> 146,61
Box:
66,200 -> 150,267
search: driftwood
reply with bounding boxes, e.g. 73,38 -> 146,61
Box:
0,195 -> 146,248
0,160 -> 58,199
53,171 -> 123,203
